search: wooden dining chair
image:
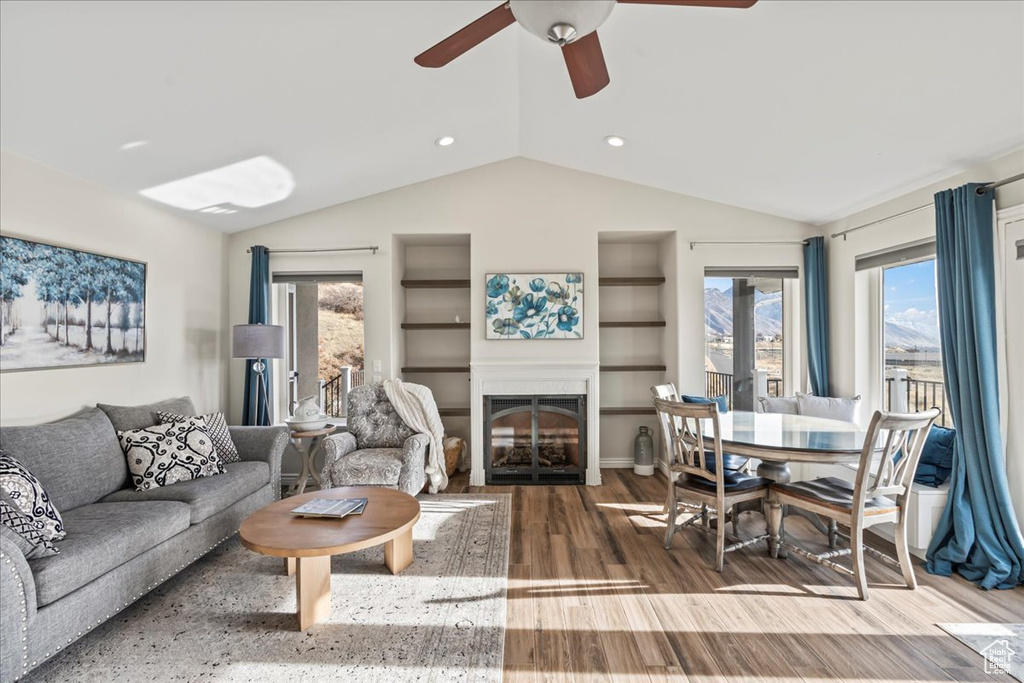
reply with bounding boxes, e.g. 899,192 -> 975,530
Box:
767,408 -> 940,600
653,396 -> 770,571
650,383 -> 750,515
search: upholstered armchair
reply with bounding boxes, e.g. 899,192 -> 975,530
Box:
320,384 -> 428,496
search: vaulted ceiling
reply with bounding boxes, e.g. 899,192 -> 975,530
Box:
2,0 -> 1022,233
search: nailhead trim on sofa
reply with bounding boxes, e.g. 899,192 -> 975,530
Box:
2,532 -> 238,683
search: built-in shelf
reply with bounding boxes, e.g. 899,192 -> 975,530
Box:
599,321 -> 666,328
600,407 -> 656,416
598,277 -> 665,287
401,322 -> 471,330
400,279 -> 471,289
401,366 -> 471,374
438,407 -> 471,417
601,364 -> 667,372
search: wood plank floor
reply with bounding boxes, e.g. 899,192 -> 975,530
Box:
447,469 -> 1023,683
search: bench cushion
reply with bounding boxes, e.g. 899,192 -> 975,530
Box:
100,461 -> 269,524
29,501 -> 190,606
0,408 -> 128,511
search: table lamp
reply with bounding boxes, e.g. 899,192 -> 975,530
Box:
233,323 -> 285,426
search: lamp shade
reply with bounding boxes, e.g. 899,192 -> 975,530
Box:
232,324 -> 285,359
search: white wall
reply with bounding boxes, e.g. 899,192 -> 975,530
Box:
0,151 -> 229,425
227,158 -> 814,444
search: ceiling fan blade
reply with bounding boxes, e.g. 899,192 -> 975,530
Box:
617,0 -> 757,7
561,32 -> 610,99
414,3 -> 516,68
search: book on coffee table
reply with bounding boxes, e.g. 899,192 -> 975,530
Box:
290,497 -> 368,519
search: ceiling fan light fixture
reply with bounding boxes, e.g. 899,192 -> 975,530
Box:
547,23 -> 577,46
510,0 -> 615,45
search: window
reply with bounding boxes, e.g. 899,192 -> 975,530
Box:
272,273 -> 364,418
704,268 -> 795,410
881,258 -> 949,426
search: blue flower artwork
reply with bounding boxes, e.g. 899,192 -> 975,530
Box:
484,273 -> 583,339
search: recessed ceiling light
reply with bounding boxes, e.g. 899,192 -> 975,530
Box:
119,140 -> 149,151
435,136 -> 455,147
604,135 -> 626,147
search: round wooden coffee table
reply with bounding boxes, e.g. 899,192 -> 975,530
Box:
240,487 -> 420,630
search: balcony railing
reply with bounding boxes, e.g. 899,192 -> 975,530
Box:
885,375 -> 950,427
705,371 -> 782,410
321,368 -> 365,418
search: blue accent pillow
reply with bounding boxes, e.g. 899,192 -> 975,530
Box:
914,425 -> 956,487
681,395 -> 729,414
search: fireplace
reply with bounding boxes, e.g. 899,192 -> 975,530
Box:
484,395 -> 586,485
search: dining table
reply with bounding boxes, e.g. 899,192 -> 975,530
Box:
696,410 -> 878,557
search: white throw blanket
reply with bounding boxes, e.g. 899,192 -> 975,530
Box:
383,378 -> 448,492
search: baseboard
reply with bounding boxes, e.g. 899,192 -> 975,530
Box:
600,457 -> 637,468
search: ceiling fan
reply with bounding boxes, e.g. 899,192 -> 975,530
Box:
414,0 -> 758,99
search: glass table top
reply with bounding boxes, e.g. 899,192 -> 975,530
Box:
707,411 -> 873,454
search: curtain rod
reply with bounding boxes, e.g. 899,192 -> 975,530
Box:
689,240 -> 808,250
830,172 -> 1024,241
245,246 -> 379,255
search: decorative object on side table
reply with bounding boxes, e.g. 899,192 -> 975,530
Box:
0,236 -> 146,372
232,323 -> 285,426
633,425 -> 654,476
485,272 -> 583,339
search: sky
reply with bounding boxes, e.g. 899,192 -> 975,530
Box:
884,259 -> 937,316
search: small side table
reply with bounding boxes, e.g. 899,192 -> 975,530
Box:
287,426 -> 337,496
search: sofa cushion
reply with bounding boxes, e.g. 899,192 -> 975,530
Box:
0,408 -> 128,511
118,420 -> 225,491
97,396 -> 196,433
29,501 -> 190,606
101,461 -> 270,524
329,448 -> 403,487
0,449 -> 65,540
158,410 -> 239,463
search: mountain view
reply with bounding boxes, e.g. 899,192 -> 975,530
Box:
704,286 -> 783,339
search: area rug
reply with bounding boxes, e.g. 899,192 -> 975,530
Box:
27,494 -> 511,683
939,623 -> 1024,681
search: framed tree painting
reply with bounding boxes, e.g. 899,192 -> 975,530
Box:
485,272 -> 583,339
0,236 -> 147,371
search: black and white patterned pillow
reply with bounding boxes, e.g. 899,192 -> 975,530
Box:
0,449 -> 65,541
157,411 -> 239,463
118,421 -> 226,492
0,490 -> 59,559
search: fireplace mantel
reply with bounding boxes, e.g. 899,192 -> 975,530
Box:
470,361 -> 601,486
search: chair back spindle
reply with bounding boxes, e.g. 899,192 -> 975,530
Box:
855,408 -> 940,507
652,396 -> 723,491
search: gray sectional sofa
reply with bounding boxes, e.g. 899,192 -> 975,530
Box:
0,398 -> 288,683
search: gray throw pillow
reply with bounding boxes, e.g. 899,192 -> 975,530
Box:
1,491 -> 59,559
97,396 -> 197,433
118,420 -> 225,491
157,411 -> 239,463
758,395 -> 799,415
795,392 -> 861,423
0,450 -> 65,541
